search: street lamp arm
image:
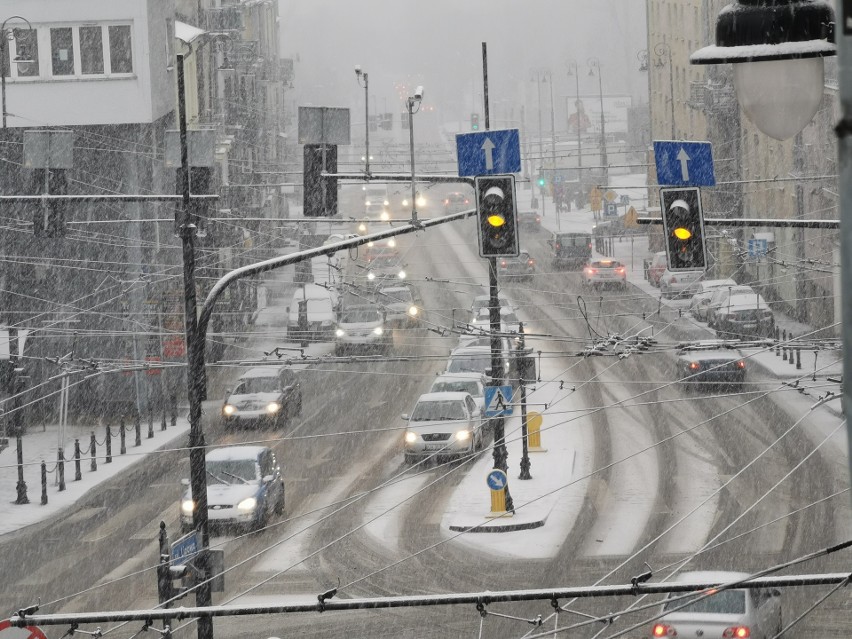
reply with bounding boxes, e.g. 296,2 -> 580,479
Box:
1,16 -> 32,34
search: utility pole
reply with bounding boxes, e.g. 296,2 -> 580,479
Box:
517,323 -> 531,480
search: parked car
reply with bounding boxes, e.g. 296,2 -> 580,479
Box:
706,287 -> 766,327
497,251 -> 536,280
649,571 -> 782,639
689,279 -> 738,321
675,344 -> 747,389
222,367 -> 302,427
715,305 -> 776,340
401,392 -> 484,464
646,251 -> 668,287
287,284 -> 338,343
180,445 -> 285,533
548,232 -> 592,269
376,284 -> 421,326
518,210 -> 541,230
334,304 -> 391,355
659,268 -> 706,299
582,259 -> 628,290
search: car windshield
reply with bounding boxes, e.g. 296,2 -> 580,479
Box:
556,235 -> 589,246
370,256 -> 401,268
663,589 -> 746,615
233,377 -> 278,394
379,289 -> 412,303
206,459 -> 258,485
447,355 -> 490,373
432,381 -> 481,396
341,309 -> 381,323
411,400 -> 467,421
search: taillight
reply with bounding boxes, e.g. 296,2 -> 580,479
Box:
556,243 -> 561,249
689,362 -> 700,370
528,259 -> 535,265
653,624 -> 676,637
444,199 -> 449,204
723,627 -> 750,638
464,199 -> 470,204
670,276 -> 677,283
500,260 -> 507,267
615,268 -> 625,274
736,360 -> 746,369
585,268 -> 597,275
588,243 -> 592,248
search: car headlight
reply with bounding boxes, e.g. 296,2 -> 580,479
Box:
181,499 -> 195,514
456,430 -> 471,442
383,199 -> 389,206
405,431 -> 417,443
416,197 -> 426,206
336,328 -> 345,337
373,326 -> 384,335
367,241 -> 374,248
408,306 -> 418,316
223,404 -> 236,416
237,497 -> 257,512
402,198 -> 409,206
358,223 -> 367,232
365,200 -> 371,206
367,272 -> 376,281
266,402 -> 281,414
380,211 -> 390,221
388,238 -> 396,247
397,270 -> 407,280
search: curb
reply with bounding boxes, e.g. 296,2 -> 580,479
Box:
448,519 -> 545,533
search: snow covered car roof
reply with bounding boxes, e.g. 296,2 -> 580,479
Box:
239,367 -> 282,379
415,391 -> 472,403
206,445 -> 267,462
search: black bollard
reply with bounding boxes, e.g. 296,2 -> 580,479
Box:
135,413 -> 142,447
796,346 -> 802,370
790,335 -> 797,367
41,461 -> 48,505
120,418 -> 127,455
105,423 -> 113,463
775,326 -> 780,356
74,438 -> 82,481
162,405 -> 167,431
90,431 -> 97,472
58,448 -> 66,491
170,394 -> 177,427
782,329 -> 788,361
148,407 -> 154,439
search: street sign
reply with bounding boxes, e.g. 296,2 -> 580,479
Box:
484,385 -> 513,417
0,620 -> 48,639
604,201 -> 618,217
298,106 -> 351,145
604,189 -> 617,203
624,206 -> 639,227
589,186 -> 602,212
486,468 -> 508,491
456,128 -> 521,177
748,238 -> 768,259
170,529 -> 200,567
653,140 -> 716,187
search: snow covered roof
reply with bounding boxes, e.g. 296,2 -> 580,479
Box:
175,20 -> 207,45
207,445 -> 267,462
239,367 -> 282,379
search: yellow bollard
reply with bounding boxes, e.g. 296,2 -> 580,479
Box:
527,411 -> 547,452
486,469 -> 513,518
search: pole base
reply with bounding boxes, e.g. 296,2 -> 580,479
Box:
528,446 -> 548,453
485,510 -> 514,519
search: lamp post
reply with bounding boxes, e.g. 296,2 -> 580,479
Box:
587,57 -> 608,188
530,68 -> 551,216
655,42 -> 676,139
354,65 -> 370,177
406,86 -> 423,224
1,16 -> 33,129
566,59 -> 583,206
689,0 -> 842,499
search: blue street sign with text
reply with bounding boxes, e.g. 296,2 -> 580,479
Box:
654,140 -> 716,187
170,530 -> 199,567
456,129 -> 521,176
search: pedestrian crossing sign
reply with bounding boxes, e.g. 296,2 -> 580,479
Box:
484,385 -> 513,417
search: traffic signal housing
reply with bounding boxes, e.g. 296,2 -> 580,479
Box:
471,113 -> 480,130
660,187 -> 707,271
303,144 -> 338,217
475,174 -> 519,258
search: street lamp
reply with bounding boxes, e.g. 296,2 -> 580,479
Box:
648,42 -> 675,140
354,65 -> 370,177
566,59 -> 583,206
1,16 -> 34,129
587,57 -> 608,188
530,68 -> 553,216
406,85 -> 423,224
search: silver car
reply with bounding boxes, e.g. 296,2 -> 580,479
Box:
401,392 -> 483,464
335,305 -> 391,355
650,571 -> 782,639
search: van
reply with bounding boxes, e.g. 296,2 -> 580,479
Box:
287,284 -> 338,342
364,185 -> 390,220
548,232 -> 592,269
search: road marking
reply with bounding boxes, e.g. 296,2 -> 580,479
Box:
130,503 -> 180,541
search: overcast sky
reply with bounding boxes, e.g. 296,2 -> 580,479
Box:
279,1 -> 648,132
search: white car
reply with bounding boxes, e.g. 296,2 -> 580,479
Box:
401,392 -> 483,463
659,269 -> 706,299
430,372 -> 487,415
706,288 -> 767,327
689,279 -> 738,321
468,306 -> 521,336
446,345 -> 510,385
582,259 -> 628,290
470,293 -> 514,319
334,305 -> 390,354
649,571 -> 782,639
376,285 -> 421,326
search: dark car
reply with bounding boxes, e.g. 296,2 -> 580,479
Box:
548,232 -> 592,269
497,251 -> 536,280
715,306 -> 775,340
443,191 -> 471,211
676,345 -> 746,389
518,210 -> 541,230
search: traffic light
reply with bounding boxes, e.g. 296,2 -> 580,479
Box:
660,187 -> 707,271
475,174 -> 519,258
537,175 -> 546,188
471,113 -> 480,130
303,144 -> 338,217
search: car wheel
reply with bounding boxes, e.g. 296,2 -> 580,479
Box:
274,486 -> 285,515
294,394 -> 303,416
253,503 -> 269,532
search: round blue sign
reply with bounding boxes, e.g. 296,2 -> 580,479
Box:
486,468 -> 508,491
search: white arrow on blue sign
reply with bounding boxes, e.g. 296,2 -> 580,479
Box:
456,129 -> 521,177
486,468 -> 508,491
653,140 -> 716,187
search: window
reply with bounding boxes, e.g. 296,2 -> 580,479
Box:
108,25 -> 132,73
13,28 -> 39,77
50,28 -> 75,76
80,26 -> 104,75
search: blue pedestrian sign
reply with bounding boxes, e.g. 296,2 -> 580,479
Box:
486,468 -> 508,491
456,128 -> 521,177
748,238 -> 768,259
653,140 -> 716,187
484,385 -> 513,417
170,530 -> 200,567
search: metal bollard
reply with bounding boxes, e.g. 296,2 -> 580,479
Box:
170,395 -> 177,427
162,405 -> 167,431
58,448 -> 66,491
120,418 -> 127,455
148,407 -> 154,439
74,438 -> 82,481
775,326 -> 780,356
41,461 -> 48,505
90,431 -> 97,472
796,346 -> 802,370
135,413 -> 142,447
790,335 -> 797,367
782,329 -> 788,361
105,423 -> 113,463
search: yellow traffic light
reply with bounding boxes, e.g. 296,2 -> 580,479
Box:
487,214 -> 506,227
673,227 -> 692,240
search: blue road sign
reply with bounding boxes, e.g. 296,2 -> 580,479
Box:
654,140 -> 716,187
484,385 -> 513,417
456,128 -> 521,177
604,201 -> 618,217
170,530 -> 199,567
748,238 -> 768,259
486,468 -> 508,491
